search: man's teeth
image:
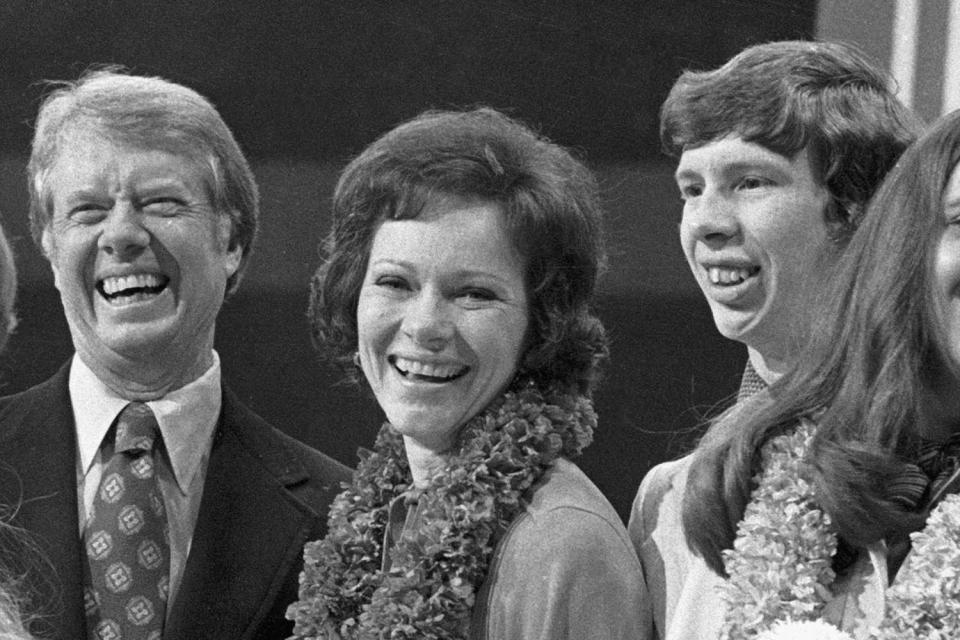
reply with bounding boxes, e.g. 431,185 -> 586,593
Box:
708,266 -> 756,285
393,357 -> 466,380
101,273 -> 165,296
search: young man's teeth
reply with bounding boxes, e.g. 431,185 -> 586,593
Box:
102,274 -> 164,295
394,357 -> 465,379
708,267 -> 754,285
105,291 -> 158,306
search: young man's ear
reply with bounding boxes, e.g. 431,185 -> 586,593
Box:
826,199 -> 862,243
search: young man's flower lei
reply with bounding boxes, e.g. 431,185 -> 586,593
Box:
720,421 -> 960,639
286,382 -> 595,640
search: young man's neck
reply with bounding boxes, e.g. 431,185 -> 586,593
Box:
746,346 -> 791,386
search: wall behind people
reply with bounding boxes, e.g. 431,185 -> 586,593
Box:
0,1 -> 817,519
817,0 -> 960,123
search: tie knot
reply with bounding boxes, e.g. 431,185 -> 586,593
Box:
115,402 -> 159,454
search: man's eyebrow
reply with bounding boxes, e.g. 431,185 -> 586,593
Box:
61,188 -> 106,204
675,158 -> 789,182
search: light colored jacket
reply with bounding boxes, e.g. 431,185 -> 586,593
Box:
629,456 -> 896,640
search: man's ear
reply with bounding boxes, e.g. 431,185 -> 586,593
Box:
826,199 -> 861,243
219,213 -> 243,279
224,242 -> 243,279
40,227 -> 61,288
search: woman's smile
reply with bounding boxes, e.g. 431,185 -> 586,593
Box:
389,355 -> 469,382
356,198 -> 529,454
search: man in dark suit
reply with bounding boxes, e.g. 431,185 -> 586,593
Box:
0,69 -> 350,640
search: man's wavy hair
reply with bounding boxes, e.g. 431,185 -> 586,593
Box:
661,40 -> 921,241
27,68 -> 259,295
309,107 -> 608,396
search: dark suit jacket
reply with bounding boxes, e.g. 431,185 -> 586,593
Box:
0,360 -> 352,640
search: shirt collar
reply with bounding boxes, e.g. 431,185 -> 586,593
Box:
70,351 -> 223,495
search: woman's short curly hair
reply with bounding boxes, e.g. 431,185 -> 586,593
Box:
309,107 -> 608,396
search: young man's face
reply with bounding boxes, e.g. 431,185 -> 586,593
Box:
675,135 -> 835,366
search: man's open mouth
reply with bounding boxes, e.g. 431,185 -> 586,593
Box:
97,273 -> 170,304
707,266 -> 760,286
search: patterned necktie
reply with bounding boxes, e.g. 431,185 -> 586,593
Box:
84,402 -> 169,640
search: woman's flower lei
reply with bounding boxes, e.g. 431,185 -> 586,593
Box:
286,382 -> 595,640
721,421 -> 960,639
872,493 -> 960,639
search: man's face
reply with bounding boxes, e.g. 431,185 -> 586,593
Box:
42,128 -> 242,384
674,135 -> 834,364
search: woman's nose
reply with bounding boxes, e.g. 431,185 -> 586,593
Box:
683,191 -> 740,247
401,290 -> 456,350
98,203 -> 150,259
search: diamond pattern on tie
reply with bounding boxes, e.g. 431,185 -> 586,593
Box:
84,402 -> 168,640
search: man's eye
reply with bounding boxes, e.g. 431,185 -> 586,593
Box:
736,176 -> 772,190
142,198 -> 184,215
678,185 -> 702,200
68,204 -> 107,223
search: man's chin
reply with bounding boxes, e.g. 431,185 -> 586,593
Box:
88,322 -> 183,362
709,307 -> 776,353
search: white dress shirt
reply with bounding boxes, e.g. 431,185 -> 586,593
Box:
71,351 -> 222,612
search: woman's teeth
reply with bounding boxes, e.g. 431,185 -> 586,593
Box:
392,356 -> 467,381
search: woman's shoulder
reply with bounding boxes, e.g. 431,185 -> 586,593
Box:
521,458 -> 622,524
501,458 -> 638,563
473,459 -> 652,639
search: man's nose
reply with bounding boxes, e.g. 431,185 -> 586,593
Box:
98,203 -> 150,259
682,191 -> 740,248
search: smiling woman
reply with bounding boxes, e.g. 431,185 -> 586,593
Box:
288,107 -> 651,639
356,200 -> 529,471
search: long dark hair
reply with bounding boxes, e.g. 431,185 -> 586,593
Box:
682,109 -> 960,575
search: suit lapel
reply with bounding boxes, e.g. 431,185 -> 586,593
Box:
0,363 -> 87,640
165,387 -> 322,640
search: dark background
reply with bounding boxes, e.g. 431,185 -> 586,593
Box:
0,1 -> 817,520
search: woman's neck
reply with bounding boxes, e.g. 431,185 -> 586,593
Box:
402,436 -> 452,488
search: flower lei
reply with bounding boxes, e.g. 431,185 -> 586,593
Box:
721,421 -> 960,639
286,382 -> 595,640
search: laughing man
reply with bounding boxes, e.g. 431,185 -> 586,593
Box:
0,70 -> 350,640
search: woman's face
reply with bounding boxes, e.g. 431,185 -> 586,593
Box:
934,164 -> 960,389
356,199 -> 529,453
